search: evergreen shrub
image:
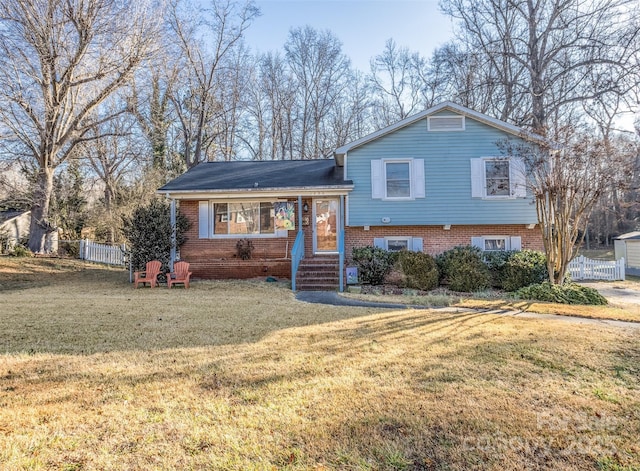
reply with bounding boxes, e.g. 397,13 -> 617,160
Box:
122,199 -> 190,276
500,250 -> 547,291
351,246 -> 397,285
397,250 -> 439,291
516,281 -> 607,305
436,245 -> 491,292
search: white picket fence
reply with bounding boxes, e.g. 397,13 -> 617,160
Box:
568,255 -> 625,281
79,239 -> 127,266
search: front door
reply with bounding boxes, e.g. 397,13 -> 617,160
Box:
313,198 -> 339,253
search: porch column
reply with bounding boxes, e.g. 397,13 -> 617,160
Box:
339,194 -> 345,292
297,195 -> 303,232
169,197 -> 177,272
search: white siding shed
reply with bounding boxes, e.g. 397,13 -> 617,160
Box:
614,232 -> 640,276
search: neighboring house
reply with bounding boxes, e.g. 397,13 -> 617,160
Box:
0,210 -> 30,252
159,102 -> 544,290
614,232 -> 640,276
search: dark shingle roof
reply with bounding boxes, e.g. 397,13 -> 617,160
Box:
159,159 -> 352,193
0,210 -> 28,224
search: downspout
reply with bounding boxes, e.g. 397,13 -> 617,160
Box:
168,194 -> 176,272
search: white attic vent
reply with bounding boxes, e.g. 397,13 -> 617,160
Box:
427,115 -> 465,132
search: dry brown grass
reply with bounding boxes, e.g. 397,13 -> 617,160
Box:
457,299 -> 640,323
341,283 -> 640,323
1,257 -> 640,470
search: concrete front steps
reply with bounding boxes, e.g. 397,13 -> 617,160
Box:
296,255 -> 341,291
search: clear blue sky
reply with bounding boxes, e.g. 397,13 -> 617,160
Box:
243,0 -> 455,72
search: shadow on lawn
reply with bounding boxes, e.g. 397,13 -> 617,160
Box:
3,298 -> 638,470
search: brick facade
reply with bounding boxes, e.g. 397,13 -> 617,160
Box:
344,224 -> 544,261
179,199 -> 314,280
179,199 -> 544,281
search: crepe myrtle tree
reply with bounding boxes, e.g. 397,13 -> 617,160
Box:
501,129 -> 633,285
123,198 -> 190,276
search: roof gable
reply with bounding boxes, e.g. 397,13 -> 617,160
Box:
334,102 -> 543,163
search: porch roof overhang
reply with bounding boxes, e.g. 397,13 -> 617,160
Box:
158,158 -> 353,200
160,185 -> 353,200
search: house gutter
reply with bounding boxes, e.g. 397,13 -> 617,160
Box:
157,185 -> 354,200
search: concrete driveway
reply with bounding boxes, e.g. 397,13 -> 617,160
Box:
579,281 -> 640,305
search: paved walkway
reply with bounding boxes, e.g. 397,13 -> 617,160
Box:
296,290 -> 425,309
295,291 -> 640,329
579,281 -> 640,305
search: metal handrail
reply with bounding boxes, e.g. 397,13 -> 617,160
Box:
338,228 -> 345,292
291,230 -> 305,291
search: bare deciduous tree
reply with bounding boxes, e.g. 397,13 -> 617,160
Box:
441,0 -> 640,135
285,26 -> 352,159
83,106 -> 146,244
127,59 -> 179,171
168,0 -> 258,167
368,39 -> 429,128
0,0 -> 159,252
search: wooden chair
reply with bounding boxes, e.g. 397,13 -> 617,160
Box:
167,261 -> 192,289
134,260 -> 162,288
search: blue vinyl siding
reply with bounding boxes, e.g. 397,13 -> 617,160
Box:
346,113 -> 538,227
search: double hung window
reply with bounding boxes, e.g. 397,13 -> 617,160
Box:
199,201 -> 277,238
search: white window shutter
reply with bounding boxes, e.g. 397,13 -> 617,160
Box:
510,236 -> 522,251
198,201 -> 209,238
374,238 -> 385,249
510,158 -> 527,197
470,159 -> 484,197
412,159 -> 425,198
371,160 -> 384,199
411,237 -> 423,252
471,237 -> 484,250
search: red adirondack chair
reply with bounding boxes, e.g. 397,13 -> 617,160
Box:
133,260 -> 162,288
167,261 -> 192,289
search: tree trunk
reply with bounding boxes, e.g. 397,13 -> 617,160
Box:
28,166 -> 55,253
104,183 -> 115,244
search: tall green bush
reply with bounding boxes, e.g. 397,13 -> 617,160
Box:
436,245 -> 491,292
351,246 -> 396,285
501,250 -> 547,291
397,250 -> 439,291
122,199 -> 190,275
482,250 -> 516,288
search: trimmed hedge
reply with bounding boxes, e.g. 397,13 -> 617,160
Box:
436,245 -> 491,292
516,281 -> 607,305
483,250 -> 516,288
500,250 -> 548,291
397,250 -> 439,291
351,246 -> 397,285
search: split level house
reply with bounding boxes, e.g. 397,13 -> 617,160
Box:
159,102 -> 544,291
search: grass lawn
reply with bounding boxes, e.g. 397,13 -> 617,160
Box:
1,257 -> 640,470
341,282 -> 640,324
